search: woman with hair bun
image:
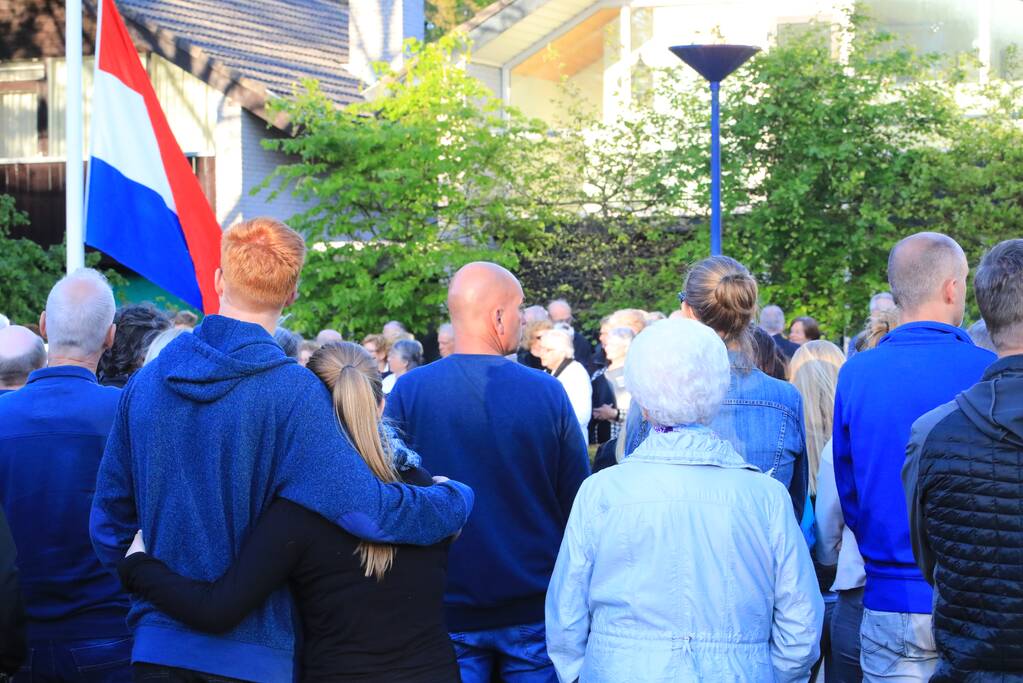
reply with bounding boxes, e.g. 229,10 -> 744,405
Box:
115,342 -> 459,682
623,255 -> 810,518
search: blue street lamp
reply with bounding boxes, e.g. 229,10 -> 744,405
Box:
669,44 -> 759,256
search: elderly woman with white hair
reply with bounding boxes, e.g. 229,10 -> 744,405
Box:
538,327 -> 592,441
545,319 -> 823,683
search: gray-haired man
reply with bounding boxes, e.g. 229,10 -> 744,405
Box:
0,269 -> 131,682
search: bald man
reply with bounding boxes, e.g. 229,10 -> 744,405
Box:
0,326 -> 46,395
832,232 -> 995,682
385,262 -> 590,683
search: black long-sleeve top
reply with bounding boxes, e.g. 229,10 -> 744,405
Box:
118,467 -> 458,683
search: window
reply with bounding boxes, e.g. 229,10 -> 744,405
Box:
0,62 -> 45,159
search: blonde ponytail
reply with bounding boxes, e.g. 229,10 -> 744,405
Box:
307,342 -> 399,580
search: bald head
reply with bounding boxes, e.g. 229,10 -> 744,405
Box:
548,299 -> 572,324
0,325 -> 46,389
448,262 -> 524,355
888,232 -> 968,324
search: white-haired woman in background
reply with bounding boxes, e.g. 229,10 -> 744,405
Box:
546,319 -> 823,683
538,327 -> 591,442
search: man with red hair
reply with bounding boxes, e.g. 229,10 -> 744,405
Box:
91,218 -> 474,683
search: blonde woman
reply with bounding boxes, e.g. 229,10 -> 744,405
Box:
789,340 -> 846,681
116,342 -> 460,682
518,318 -> 553,370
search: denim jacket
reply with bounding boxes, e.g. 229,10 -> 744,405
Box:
624,353 -> 808,517
546,427 -> 823,683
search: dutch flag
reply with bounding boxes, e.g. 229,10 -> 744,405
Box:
85,0 -> 221,313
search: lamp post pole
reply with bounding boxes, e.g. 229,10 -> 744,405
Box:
709,79 -> 721,255
669,44 -> 759,256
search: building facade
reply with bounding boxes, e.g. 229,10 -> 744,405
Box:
463,0 -> 1023,125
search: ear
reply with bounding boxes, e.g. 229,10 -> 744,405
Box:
494,307 -> 505,335
285,286 -> 299,307
681,302 -> 698,320
103,324 -> 117,351
39,311 -> 47,341
214,268 -> 225,297
942,277 -> 958,304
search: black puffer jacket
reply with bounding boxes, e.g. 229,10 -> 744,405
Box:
904,354 -> 1023,682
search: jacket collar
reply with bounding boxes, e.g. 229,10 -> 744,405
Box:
879,321 -> 973,347
982,353 -> 1023,381
627,424 -> 760,471
26,365 -> 98,385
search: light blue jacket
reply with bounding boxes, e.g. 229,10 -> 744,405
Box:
624,354 -> 808,517
546,427 -> 822,683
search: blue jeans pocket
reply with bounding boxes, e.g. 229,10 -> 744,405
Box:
513,623 -> 552,668
68,637 -> 132,674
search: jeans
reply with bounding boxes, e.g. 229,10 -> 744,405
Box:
133,664 -> 249,683
449,621 -> 556,683
831,587 -> 864,683
860,608 -> 937,682
13,637 -> 132,683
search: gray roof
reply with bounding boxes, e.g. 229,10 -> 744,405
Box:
117,0 -> 362,106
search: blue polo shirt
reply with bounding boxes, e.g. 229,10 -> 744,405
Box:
0,366 -> 128,640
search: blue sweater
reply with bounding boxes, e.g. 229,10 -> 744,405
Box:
833,322 -> 994,614
90,316 -> 474,682
384,354 -> 590,631
0,366 -> 128,640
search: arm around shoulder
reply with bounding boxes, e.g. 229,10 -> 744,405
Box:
277,381 -> 473,546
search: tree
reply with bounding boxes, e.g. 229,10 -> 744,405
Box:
0,194 -> 67,325
0,195 -> 128,326
263,34 -> 561,337
719,19 -> 942,335
551,14 -> 1023,338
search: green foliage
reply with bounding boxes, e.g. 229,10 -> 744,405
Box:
0,194 -> 128,326
262,34 -> 561,337
425,0 -> 490,41
263,19 -> 1023,340
722,15 -> 1023,336
0,194 -> 66,325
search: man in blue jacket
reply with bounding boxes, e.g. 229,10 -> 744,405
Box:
833,232 -> 995,682
386,263 -> 590,683
90,218 -> 474,683
0,268 -> 131,681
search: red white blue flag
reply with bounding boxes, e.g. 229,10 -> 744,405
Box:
85,0 -> 221,313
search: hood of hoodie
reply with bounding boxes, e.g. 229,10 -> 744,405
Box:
956,354 -> 1023,449
158,315 -> 295,403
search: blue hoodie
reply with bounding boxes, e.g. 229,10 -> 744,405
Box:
90,316 -> 474,682
832,321 -> 994,614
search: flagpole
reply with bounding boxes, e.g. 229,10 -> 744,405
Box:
66,0 -> 85,273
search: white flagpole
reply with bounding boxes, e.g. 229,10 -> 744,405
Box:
65,0 -> 85,273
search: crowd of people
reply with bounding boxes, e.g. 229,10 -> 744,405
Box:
0,217 -> 1020,683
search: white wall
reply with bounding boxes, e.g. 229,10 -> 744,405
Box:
213,100 -> 313,228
